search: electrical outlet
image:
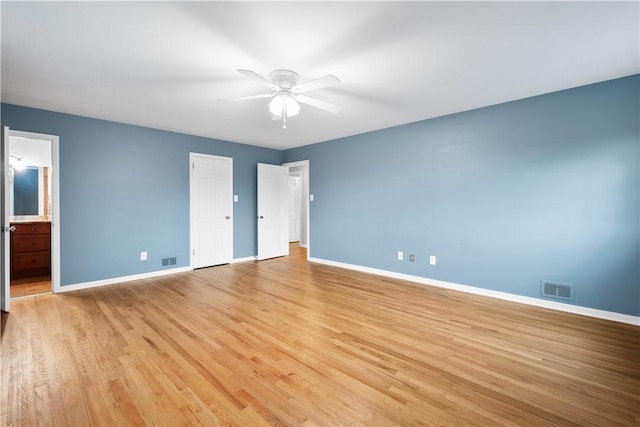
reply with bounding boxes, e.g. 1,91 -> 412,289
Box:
409,254 -> 415,262
140,251 -> 147,261
397,251 -> 404,261
430,255 -> 436,265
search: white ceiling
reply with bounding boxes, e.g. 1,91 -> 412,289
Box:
1,1 -> 638,150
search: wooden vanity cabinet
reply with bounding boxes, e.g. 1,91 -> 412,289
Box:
10,222 -> 51,280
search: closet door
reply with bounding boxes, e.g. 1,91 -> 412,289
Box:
190,153 -> 233,268
257,163 -> 289,260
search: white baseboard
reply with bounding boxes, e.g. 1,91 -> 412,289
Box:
308,257 -> 640,326
58,256 -> 257,293
231,256 -> 257,263
58,267 -> 193,293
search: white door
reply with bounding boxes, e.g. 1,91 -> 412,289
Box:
257,163 -> 289,260
190,154 -> 233,268
288,174 -> 302,242
1,127 -> 11,312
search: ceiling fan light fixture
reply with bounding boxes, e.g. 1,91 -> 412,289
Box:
269,92 -> 299,117
285,95 -> 300,117
268,93 -> 284,116
9,155 -> 25,171
229,69 -> 341,129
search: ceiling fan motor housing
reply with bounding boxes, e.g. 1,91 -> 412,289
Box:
270,69 -> 299,89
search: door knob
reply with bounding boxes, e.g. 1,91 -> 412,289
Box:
258,216 -> 264,219
225,216 -> 231,220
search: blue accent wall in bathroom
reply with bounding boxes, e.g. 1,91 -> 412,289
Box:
2,104 -> 282,285
283,75 -> 640,316
13,166 -> 39,215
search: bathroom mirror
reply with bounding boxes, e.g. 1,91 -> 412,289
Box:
11,166 -> 50,217
9,136 -> 52,222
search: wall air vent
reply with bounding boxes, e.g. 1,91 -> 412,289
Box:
540,280 -> 574,301
161,257 -> 178,267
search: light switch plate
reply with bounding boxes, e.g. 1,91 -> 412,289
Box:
141,251 -> 147,261
430,255 -> 436,265
234,195 -> 238,202
310,194 -> 314,202
397,251 -> 403,261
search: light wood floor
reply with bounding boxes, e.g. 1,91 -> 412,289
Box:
1,244 -> 638,426
10,276 -> 52,298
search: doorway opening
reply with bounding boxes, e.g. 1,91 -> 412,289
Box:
283,160 -> 309,259
6,130 -> 60,299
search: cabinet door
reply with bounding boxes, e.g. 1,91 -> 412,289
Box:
12,234 -> 51,252
13,222 -> 51,235
13,252 -> 50,270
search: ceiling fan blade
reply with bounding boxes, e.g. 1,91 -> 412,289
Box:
296,95 -> 342,114
218,93 -> 273,103
236,69 -> 279,91
293,75 -> 341,94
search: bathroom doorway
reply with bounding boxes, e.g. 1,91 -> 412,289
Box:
6,130 -> 60,299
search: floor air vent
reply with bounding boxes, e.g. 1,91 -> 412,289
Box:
161,257 -> 178,267
540,280 -> 574,301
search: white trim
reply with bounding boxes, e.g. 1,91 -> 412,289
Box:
7,129 -> 61,294
58,267 -> 192,293
308,257 -> 640,326
231,256 -> 257,263
283,160 -> 310,260
189,152 -> 234,269
58,255 -> 259,293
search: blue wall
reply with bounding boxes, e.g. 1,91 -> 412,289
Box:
2,75 -> 638,316
13,166 -> 39,215
284,75 -> 640,316
1,104 -> 282,285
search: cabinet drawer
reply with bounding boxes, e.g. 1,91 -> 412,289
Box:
12,251 -> 51,271
12,234 -> 50,253
12,222 -> 51,235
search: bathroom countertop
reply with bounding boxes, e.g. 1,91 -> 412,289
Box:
10,217 -> 51,223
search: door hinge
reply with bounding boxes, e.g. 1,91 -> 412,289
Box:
192,162 -> 195,169
192,249 -> 195,255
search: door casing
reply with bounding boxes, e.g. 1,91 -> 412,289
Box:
283,160 -> 310,258
1,127 -> 60,312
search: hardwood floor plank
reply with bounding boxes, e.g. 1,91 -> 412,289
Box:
2,244 -> 638,426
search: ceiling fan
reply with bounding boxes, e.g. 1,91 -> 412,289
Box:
222,69 -> 342,128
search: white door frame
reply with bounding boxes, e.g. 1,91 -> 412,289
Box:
4,128 -> 61,296
2,127 -> 10,311
189,152 -> 234,268
283,160 -> 310,260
